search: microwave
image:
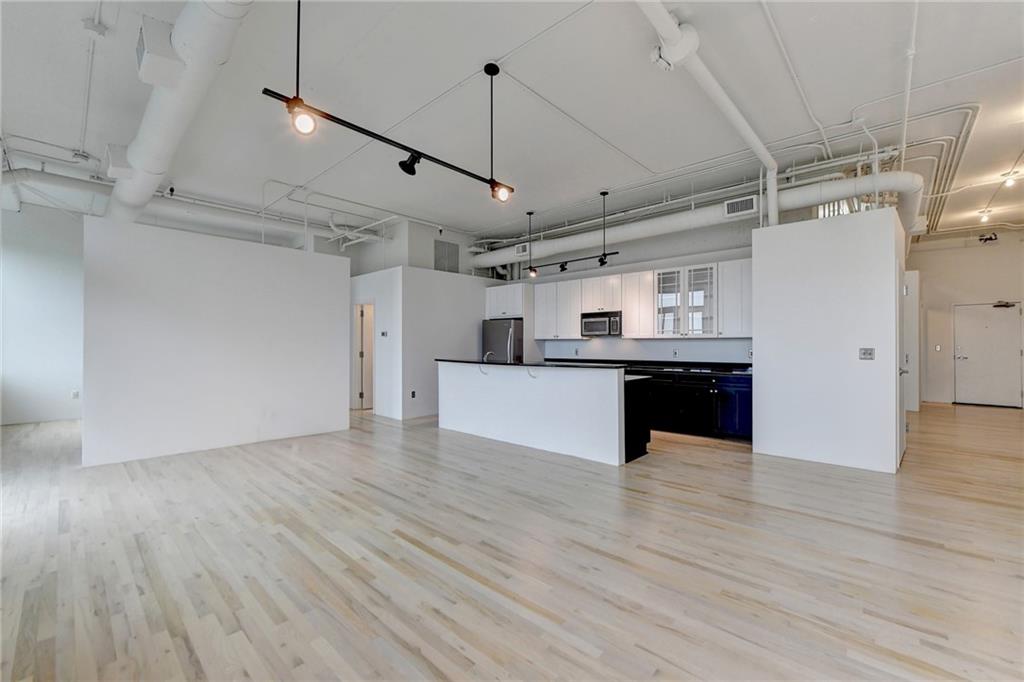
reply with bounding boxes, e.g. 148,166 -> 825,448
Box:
581,311 -> 622,337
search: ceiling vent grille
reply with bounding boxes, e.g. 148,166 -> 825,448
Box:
513,243 -> 530,258
723,195 -> 758,217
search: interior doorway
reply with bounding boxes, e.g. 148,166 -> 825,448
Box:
953,302 -> 1023,408
353,304 -> 374,410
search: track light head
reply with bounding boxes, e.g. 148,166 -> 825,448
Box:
979,209 -> 991,223
1005,176 -> 1017,188
286,97 -> 316,136
528,266 -> 538,278
598,255 -> 607,267
490,180 -> 513,203
399,152 -> 422,176
559,262 -> 567,273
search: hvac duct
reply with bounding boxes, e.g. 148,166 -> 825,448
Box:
635,0 -> 780,225
105,0 -> 252,221
3,168 -> 335,242
469,171 -> 924,268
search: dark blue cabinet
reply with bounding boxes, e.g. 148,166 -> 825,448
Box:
636,370 -> 751,441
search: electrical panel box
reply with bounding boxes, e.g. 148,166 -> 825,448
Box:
137,15 -> 183,87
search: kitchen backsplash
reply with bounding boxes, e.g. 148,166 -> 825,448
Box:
544,337 -> 753,364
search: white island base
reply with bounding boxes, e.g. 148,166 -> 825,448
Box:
437,360 -> 625,466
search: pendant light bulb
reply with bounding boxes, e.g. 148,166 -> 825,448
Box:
491,181 -> 513,203
292,109 -> 316,135
528,267 -> 538,278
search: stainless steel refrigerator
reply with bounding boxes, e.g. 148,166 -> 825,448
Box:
482,318 -> 524,364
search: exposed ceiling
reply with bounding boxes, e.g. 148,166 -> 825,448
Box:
2,1 -> 1022,239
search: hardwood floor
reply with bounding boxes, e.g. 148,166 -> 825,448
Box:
2,403 -> 1021,680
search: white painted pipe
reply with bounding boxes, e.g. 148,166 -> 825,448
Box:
106,0 -> 252,221
470,171 -> 924,268
634,1 -> 780,225
3,168 -> 334,240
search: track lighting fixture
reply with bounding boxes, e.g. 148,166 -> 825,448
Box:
559,262 -> 568,272
979,209 -> 991,223
263,3 -> 515,202
528,267 -> 538,278
1005,175 -> 1017,188
399,152 -> 421,176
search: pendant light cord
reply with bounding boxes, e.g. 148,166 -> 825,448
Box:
527,212 -> 533,269
490,75 -> 494,180
295,0 -> 302,98
601,192 -> 607,255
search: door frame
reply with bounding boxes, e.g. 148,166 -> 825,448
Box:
952,300 -> 1024,408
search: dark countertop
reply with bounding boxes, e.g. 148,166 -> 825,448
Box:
545,358 -> 753,377
436,359 -> 629,369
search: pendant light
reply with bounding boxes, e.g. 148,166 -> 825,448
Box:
598,190 -> 609,267
526,211 -> 537,277
286,1 -> 316,136
263,6 -> 515,201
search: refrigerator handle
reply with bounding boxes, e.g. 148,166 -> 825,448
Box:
506,326 -> 513,363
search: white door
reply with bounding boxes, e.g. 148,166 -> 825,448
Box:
533,282 -> 558,339
954,302 -> 1023,407
902,271 -> 921,411
556,279 -> 583,339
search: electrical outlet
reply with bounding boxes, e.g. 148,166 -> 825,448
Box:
672,349 -> 679,358
747,348 -> 753,360
859,347 -> 875,360
71,390 -> 80,399
411,390 -> 416,398
381,331 -> 388,337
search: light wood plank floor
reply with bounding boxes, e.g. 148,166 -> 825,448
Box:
2,403 -> 1021,680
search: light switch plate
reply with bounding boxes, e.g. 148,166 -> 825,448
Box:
859,347 -> 875,360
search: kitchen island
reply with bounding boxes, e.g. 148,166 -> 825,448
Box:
436,360 -> 650,466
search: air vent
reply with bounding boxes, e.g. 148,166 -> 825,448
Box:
723,195 -> 758,217
513,243 -> 530,258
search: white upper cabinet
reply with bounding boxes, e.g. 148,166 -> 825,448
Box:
486,283 -> 525,319
683,264 -> 717,336
533,280 -> 583,339
655,269 -> 682,336
533,282 -> 558,338
717,258 -> 753,337
621,271 -> 654,338
581,274 -> 622,313
556,279 -> 583,340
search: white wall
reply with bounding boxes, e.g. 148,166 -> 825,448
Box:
1,205 -> 84,424
752,208 -> 904,473
83,217 -> 350,466
351,267 -> 403,420
907,232 -> 1023,403
402,267 -> 488,418
347,220 -> 479,277
351,266 -> 490,420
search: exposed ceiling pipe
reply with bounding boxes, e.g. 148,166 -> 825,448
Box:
4,168 -> 337,242
898,1 -> 920,171
635,0 -> 780,225
106,0 -> 252,221
470,171 -> 923,268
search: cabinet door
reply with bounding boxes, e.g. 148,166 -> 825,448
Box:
603,275 -> 622,311
505,283 -> 525,318
717,259 -> 752,338
683,264 -> 717,336
715,384 -> 753,439
485,286 -> 502,319
581,277 -> 604,313
533,282 -> 558,339
655,269 -> 682,336
556,279 -> 583,339
622,271 -> 654,338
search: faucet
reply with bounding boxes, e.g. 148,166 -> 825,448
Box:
483,351 -> 495,363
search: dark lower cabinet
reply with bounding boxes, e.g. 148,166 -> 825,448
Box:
635,371 -> 752,441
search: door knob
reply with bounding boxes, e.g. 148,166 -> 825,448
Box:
899,368 -> 909,375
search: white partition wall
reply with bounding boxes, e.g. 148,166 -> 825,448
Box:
752,208 -> 905,473
83,217 -> 350,466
